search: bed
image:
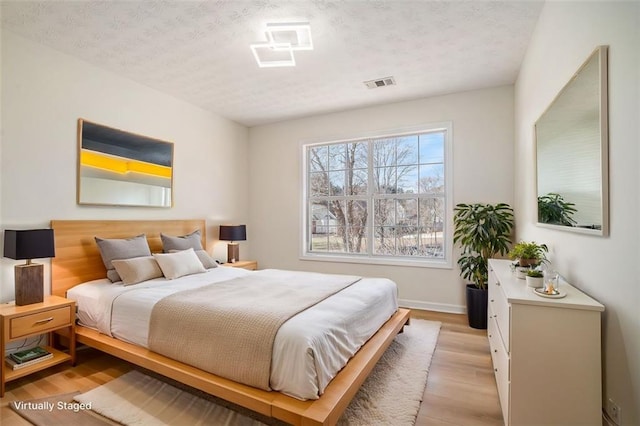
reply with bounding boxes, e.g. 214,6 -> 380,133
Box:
51,219 -> 411,425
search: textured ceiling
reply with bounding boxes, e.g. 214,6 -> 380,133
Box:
1,1 -> 544,127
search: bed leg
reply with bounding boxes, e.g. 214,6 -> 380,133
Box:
398,316 -> 411,334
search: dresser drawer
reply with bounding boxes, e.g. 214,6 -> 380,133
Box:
10,306 -> 72,339
487,307 -> 499,354
488,314 -> 510,423
488,314 -> 509,381
488,271 -> 511,351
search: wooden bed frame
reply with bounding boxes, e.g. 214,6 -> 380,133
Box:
50,220 -> 411,426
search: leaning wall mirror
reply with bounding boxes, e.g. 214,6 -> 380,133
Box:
77,119 -> 174,207
535,46 -> 608,236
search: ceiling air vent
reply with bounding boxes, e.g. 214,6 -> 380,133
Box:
364,76 -> 396,89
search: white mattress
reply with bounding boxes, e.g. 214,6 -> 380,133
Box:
67,266 -> 398,400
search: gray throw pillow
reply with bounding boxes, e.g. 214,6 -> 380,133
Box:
95,234 -> 152,282
160,229 -> 203,252
194,250 -> 218,269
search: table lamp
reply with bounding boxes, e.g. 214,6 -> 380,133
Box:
3,229 -> 55,305
219,225 -> 246,263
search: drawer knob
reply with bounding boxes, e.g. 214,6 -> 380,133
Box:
34,317 -> 54,325
494,368 -> 498,372
494,349 -> 498,353
490,299 -> 494,302
496,282 -> 500,286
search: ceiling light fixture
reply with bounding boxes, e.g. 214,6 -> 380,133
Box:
250,42 -> 296,68
250,21 -> 313,68
266,22 -> 313,51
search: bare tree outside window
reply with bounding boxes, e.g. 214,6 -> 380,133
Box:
306,128 -> 448,261
309,142 -> 368,253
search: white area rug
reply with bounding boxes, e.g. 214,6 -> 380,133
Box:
75,319 -> 440,426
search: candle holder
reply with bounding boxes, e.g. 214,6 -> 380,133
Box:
543,270 -> 560,295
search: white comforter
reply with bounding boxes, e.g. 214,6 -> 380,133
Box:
67,266 -> 398,400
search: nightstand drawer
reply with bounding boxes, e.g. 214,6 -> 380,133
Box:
10,306 -> 72,339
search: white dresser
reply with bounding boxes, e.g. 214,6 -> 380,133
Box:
487,259 -> 604,426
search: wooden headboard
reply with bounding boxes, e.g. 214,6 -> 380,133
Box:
50,219 -> 206,297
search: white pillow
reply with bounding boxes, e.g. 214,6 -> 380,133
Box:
153,248 -> 206,280
169,249 -> 218,269
112,256 -> 163,286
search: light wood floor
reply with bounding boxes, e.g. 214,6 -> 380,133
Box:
0,310 -> 503,425
414,310 -> 503,425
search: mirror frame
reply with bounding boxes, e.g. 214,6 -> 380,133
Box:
77,119 -> 174,208
534,46 -> 609,236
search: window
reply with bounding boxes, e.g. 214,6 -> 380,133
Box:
302,123 -> 452,267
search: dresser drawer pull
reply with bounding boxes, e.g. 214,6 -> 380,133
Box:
495,282 -> 500,286
491,299 -> 494,302
494,349 -> 498,353
34,317 -> 54,325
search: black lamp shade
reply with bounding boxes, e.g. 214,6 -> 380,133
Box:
4,229 -> 55,260
219,225 -> 247,242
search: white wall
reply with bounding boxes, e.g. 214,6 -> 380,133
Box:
0,31 -> 250,301
0,7 -> 4,250
249,86 -> 514,311
0,8 -> 3,259
514,2 -> 640,422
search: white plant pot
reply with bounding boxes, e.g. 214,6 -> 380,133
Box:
515,267 -> 529,280
525,276 -> 544,288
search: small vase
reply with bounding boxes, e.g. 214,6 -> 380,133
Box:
525,276 -> 543,288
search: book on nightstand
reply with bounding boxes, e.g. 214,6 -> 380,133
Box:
9,346 -> 51,364
5,353 -> 54,370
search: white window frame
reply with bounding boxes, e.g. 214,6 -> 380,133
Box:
300,122 -> 453,269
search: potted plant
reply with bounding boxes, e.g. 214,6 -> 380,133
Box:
525,269 -> 544,288
508,241 -> 548,267
453,203 -> 514,329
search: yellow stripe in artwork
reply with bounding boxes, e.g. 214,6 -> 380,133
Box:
81,150 -> 172,179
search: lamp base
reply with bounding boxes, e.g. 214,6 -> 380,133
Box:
227,243 -> 240,264
15,263 -> 44,306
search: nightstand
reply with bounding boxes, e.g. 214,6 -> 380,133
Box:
0,295 -> 76,396
224,260 -> 258,270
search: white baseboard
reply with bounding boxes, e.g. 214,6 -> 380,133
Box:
398,298 -> 466,314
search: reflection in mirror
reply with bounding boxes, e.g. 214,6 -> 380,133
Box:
535,46 -> 608,236
78,119 -> 174,207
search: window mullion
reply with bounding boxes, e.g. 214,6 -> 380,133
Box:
366,139 -> 374,257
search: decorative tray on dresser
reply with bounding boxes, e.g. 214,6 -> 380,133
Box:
487,259 -> 604,426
